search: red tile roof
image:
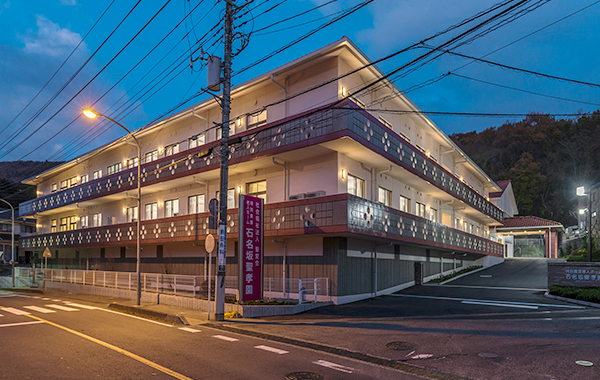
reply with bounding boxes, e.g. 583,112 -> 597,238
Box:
501,216 -> 562,228
489,180 -> 511,198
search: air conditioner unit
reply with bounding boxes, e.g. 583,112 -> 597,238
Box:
289,193 -> 306,200
305,190 -> 326,198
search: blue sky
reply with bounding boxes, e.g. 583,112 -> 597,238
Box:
0,0 -> 599,162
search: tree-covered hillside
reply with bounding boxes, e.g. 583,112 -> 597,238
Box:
450,111 -> 600,226
0,161 -> 61,209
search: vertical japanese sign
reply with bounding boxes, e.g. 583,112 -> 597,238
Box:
238,194 -> 264,302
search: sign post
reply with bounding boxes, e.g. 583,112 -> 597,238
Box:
42,247 -> 52,292
238,195 -> 264,303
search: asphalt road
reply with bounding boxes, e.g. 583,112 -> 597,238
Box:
0,291 -> 423,380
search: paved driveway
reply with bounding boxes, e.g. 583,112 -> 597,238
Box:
448,258 -> 549,289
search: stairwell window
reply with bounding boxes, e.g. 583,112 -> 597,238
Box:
416,202 -> 426,218
188,194 -> 205,214
247,180 -> 267,201
378,187 -> 392,207
347,174 -> 365,198
60,180 -> 68,190
69,216 -> 77,231
126,206 -> 138,222
188,133 -> 205,149
80,174 -> 89,184
92,213 -> 102,227
80,215 -> 89,228
399,195 -> 410,213
165,199 -> 179,217
93,170 -> 102,180
429,207 -> 437,222
51,183 -> 57,193
51,219 -> 57,233
59,217 -> 68,232
125,157 -> 138,169
165,143 -> 179,156
145,150 -> 158,163
247,110 -> 267,129
145,202 -> 158,220
107,162 -> 122,175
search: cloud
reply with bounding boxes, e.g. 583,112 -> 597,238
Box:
0,1 -> 10,16
61,0 -> 77,5
21,15 -> 84,57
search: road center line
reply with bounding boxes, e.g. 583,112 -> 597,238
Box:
23,314 -> 192,380
390,294 -> 585,309
313,360 -> 354,373
0,321 -> 45,328
461,300 -> 538,309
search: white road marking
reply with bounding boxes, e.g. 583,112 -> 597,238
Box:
23,306 -> 57,314
179,327 -> 201,333
313,360 -> 354,373
31,296 -> 41,299
45,304 -> 79,312
411,354 -> 433,359
433,284 -> 547,292
406,350 -> 415,357
212,335 -> 239,342
1,307 -> 30,315
0,294 -> 18,298
462,300 -> 539,309
41,298 -> 51,300
255,345 -> 289,355
479,275 -> 492,278
52,299 -> 62,302
98,308 -> 174,327
0,321 -> 45,328
63,302 -> 98,310
390,294 -> 585,309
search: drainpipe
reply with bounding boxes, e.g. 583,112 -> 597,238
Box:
272,239 -> 287,297
271,75 -> 287,117
272,158 -> 287,201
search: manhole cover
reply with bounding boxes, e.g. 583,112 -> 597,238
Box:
386,341 -> 416,351
478,352 -> 499,359
575,360 -> 593,367
285,372 -> 324,380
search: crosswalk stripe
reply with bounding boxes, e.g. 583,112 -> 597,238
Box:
212,335 -> 238,342
255,345 -> 289,355
179,327 -> 201,333
1,307 -> 30,315
45,305 -> 79,312
63,303 -> 97,310
23,306 -> 56,314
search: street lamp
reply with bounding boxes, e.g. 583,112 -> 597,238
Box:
83,109 -> 142,305
577,186 -> 592,262
0,199 -> 15,287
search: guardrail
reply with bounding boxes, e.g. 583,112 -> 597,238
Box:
15,268 -> 329,303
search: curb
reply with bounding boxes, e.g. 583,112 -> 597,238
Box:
0,287 -> 45,294
204,323 -> 470,380
544,291 -> 600,309
108,303 -> 190,325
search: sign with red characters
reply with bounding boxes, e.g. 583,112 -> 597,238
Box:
238,194 -> 264,302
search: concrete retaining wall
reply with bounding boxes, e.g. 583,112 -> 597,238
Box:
548,262 -> 600,287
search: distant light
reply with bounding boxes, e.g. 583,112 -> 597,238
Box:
83,109 -> 97,119
579,209 -> 586,215
577,186 -> 586,196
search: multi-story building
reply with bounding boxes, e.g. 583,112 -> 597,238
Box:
18,38 -> 505,304
0,208 -> 36,264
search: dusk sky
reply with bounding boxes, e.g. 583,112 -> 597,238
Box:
1,0 -> 599,163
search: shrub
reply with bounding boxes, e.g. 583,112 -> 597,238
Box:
549,285 -> 600,304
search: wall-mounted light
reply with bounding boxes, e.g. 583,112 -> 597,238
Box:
341,87 -> 347,97
237,186 -> 242,193
36,224 -> 42,228
426,151 -> 431,157
76,175 -> 81,181
158,147 -> 164,154
36,191 -> 42,195
426,205 -> 430,211
123,207 -> 127,214
158,201 -> 163,208
341,169 -> 346,179
237,118 -> 241,126
123,159 -> 128,165
579,208 -> 586,215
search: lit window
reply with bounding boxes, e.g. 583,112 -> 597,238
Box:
247,180 -> 266,201
93,170 -> 102,180
379,116 -> 393,130
350,96 -> 366,109
416,202 -> 426,218
165,143 -> 180,156
469,223 -> 474,234
127,206 -> 138,222
455,218 -> 461,229
378,187 -> 391,207
80,174 -> 89,184
216,189 -> 235,209
68,177 -> 78,187
69,216 -> 77,231
347,174 -> 365,198
51,219 -> 57,233
165,199 -> 180,217
60,180 -> 68,190
476,226 -> 481,236
145,150 -> 158,163
399,195 -> 410,213
51,183 -> 57,193
80,215 -> 89,228
145,202 -> 158,220
246,110 -> 267,128
125,157 -> 139,169
59,217 -> 68,232
92,213 -> 102,227
188,194 -> 205,214
107,162 -> 122,175
429,207 -> 437,222
189,133 -> 206,149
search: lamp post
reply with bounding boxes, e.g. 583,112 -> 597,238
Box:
83,109 -> 142,305
0,199 -> 15,287
577,186 -> 593,262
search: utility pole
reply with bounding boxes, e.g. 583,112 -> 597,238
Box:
214,0 -> 234,322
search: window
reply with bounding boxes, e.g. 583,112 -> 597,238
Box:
416,202 -> 426,218
92,213 -> 102,227
125,157 -> 138,169
378,187 -> 391,207
216,127 -> 222,140
67,177 -> 78,187
216,189 -> 235,209
469,223 -> 474,234
93,170 -> 102,180
165,199 -> 179,217
215,122 -> 236,140
107,162 -> 122,175
80,174 -> 89,184
145,150 -> 158,163
247,110 -> 267,128
188,133 -> 206,149
463,221 -> 469,232
398,131 -> 411,143
188,194 -> 205,214
69,216 -> 77,231
51,219 -> 57,233
51,183 -> 57,193
145,202 -> 158,220
127,206 -> 138,222
165,143 -> 179,156
455,218 -> 461,229
80,215 -> 89,228
399,195 -> 410,213
347,174 -> 365,198
60,180 -> 68,190
429,207 -> 437,222
247,180 -> 266,201
379,116 -> 393,130
59,217 -> 68,232
476,226 -> 481,236
350,96 -> 366,109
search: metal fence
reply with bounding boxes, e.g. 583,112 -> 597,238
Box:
16,268 -> 329,303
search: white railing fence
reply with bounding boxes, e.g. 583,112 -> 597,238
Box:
16,268 -> 329,303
